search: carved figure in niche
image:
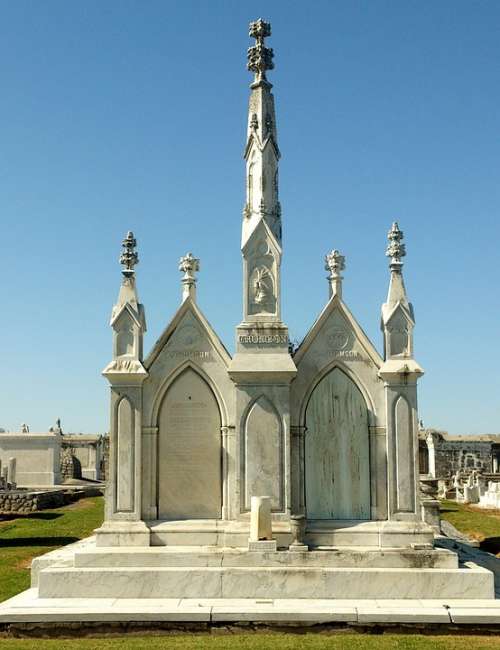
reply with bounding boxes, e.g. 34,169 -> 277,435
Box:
253,267 -> 272,305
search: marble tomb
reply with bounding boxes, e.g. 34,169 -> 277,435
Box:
13,19 -> 494,606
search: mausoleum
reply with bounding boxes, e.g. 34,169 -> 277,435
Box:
7,20 -> 494,610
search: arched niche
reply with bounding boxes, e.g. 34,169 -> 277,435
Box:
116,397 -> 134,512
242,396 -> 283,511
305,367 -> 370,520
158,367 -> 222,520
394,395 -> 415,512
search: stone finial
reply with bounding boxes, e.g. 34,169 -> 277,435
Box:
247,19 -> 274,84
325,249 -> 346,299
386,222 -> 406,268
179,252 -> 200,302
120,231 -> 139,277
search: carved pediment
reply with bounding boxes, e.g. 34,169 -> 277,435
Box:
294,296 -> 383,370
144,297 -> 231,372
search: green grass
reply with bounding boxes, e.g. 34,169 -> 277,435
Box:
440,499 -> 500,553
1,634 -> 500,649
0,496 -> 104,602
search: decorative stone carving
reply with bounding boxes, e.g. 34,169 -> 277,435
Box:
289,514 -> 308,552
253,266 -> 272,304
325,249 -> 345,299
386,222 -> 406,266
179,252 -> 200,303
120,231 -> 139,276
325,249 -> 345,276
247,19 -> 274,84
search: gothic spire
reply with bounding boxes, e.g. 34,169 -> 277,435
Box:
116,231 -> 141,313
242,19 -> 281,250
385,222 -> 410,309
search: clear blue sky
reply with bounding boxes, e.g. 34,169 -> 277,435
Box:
1,1 -> 499,435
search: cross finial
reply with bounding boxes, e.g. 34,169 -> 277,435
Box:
386,222 -> 406,268
120,231 -> 139,277
325,249 -> 346,299
247,19 -> 274,85
179,252 -> 200,302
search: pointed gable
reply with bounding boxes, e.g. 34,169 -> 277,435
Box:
294,295 -> 383,370
145,297 -> 231,371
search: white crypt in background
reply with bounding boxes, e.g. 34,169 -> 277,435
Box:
14,19 -> 494,605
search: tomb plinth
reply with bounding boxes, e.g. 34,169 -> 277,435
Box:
10,18 -> 494,615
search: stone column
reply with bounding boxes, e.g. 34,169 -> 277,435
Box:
379,223 -> 433,545
221,426 -> 230,520
290,425 -> 306,516
96,231 -> 149,547
96,381 -> 149,546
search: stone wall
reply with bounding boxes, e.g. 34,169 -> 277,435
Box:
419,429 -> 500,478
0,486 -> 103,514
0,490 -> 65,514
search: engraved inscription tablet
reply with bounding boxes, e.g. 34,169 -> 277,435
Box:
305,368 -> 370,520
158,369 -> 222,519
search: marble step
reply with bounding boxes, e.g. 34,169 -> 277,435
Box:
37,563 -> 493,600
72,546 -> 458,569
4,589 -> 500,625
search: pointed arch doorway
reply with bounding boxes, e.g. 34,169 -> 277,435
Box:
305,367 -> 370,520
158,367 -> 222,520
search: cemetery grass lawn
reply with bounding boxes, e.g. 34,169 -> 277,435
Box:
440,499 -> 500,552
0,496 -> 104,603
1,635 -> 500,649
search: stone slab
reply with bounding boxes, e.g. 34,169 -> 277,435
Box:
449,607 -> 500,624
248,540 -> 277,552
210,606 -> 357,623
73,546 -> 457,569
37,564 -> 494,600
2,590 -> 500,626
357,607 -> 450,623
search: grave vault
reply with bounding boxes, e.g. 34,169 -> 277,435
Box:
24,19 -> 495,602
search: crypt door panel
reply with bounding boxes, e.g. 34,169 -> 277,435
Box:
158,368 -> 222,520
305,367 -> 370,520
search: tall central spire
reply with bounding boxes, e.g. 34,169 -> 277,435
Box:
241,19 -> 283,325
243,19 -> 281,249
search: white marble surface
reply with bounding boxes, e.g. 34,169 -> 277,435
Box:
305,367 -> 370,520
2,589 -> 500,625
158,367 -> 222,520
249,496 -> 273,541
37,563 -> 494,600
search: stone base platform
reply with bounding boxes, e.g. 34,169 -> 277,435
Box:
96,518 -> 436,548
28,537 -> 494,601
2,590 -> 500,627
